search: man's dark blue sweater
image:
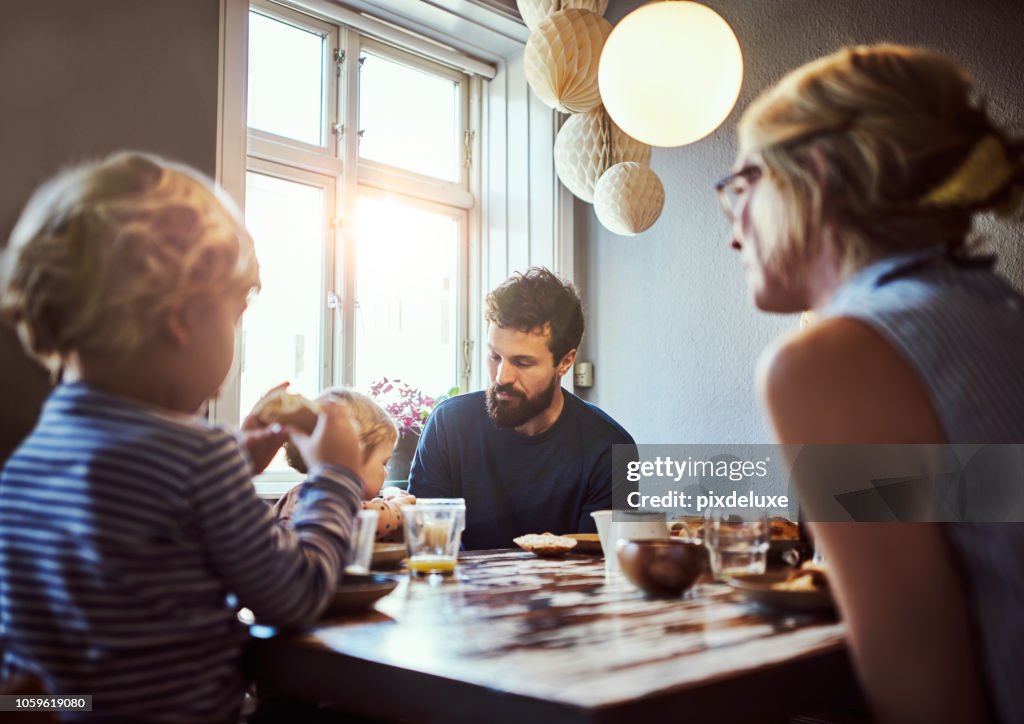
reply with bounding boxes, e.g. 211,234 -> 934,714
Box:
408,389 -> 634,550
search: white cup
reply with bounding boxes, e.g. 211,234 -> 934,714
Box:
591,510 -> 615,564
593,510 -> 668,572
612,511 -> 669,550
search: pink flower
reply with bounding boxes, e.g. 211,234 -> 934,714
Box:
368,378 -> 455,436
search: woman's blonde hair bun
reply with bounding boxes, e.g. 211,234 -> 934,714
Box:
738,43 -> 1023,272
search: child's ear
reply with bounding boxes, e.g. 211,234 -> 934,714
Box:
161,303 -> 191,348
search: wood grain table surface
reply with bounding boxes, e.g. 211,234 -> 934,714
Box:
248,550 -> 862,724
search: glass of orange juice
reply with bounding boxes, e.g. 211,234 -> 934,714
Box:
402,498 -> 465,576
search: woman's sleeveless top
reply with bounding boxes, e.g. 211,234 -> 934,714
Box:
824,248 -> 1024,723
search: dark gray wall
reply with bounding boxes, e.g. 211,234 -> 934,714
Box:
577,0 -> 1024,444
0,0 -> 221,462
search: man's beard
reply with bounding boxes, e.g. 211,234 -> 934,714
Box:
486,375 -> 559,429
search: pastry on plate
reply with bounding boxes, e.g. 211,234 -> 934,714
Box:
774,561 -> 829,592
513,532 -> 578,557
769,517 -> 800,541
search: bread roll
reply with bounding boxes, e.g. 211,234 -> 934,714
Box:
251,389 -> 320,434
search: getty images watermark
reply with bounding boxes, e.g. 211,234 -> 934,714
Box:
611,444 -> 1024,522
625,454 -> 787,513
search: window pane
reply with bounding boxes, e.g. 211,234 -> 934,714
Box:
359,51 -> 459,181
248,11 -> 325,146
354,192 -> 459,398
242,172 -> 327,472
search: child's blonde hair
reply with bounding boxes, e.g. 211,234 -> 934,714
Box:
738,44 -> 1024,278
285,388 -> 399,473
319,389 -> 399,460
1,152 -> 259,374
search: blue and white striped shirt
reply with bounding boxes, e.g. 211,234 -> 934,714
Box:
0,382 -> 362,722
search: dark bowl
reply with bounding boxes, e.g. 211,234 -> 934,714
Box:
617,539 -> 708,597
321,574 -> 399,617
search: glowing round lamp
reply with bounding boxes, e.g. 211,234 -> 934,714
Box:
598,1 -> 743,147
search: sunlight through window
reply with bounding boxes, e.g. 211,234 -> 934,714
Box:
359,51 -> 459,181
354,192 -> 460,397
247,11 -> 326,146
241,172 -> 328,471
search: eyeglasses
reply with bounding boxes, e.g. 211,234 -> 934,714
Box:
714,165 -> 762,220
713,122 -> 857,221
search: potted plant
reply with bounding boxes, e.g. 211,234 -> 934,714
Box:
369,378 -> 457,482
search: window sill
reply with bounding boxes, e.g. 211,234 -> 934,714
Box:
254,473 -> 411,499
253,472 -> 302,500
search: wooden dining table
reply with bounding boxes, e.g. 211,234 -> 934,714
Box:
247,550 -> 865,723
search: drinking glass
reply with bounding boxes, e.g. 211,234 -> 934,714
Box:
402,498 -> 466,576
345,509 -> 378,574
703,507 -> 768,580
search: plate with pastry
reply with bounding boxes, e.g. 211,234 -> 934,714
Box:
371,543 -> 407,568
513,532 -> 578,557
563,533 -> 603,554
726,562 -> 835,614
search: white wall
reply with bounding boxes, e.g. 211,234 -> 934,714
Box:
576,0 -> 1024,445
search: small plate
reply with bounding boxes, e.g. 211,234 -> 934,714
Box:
564,533 -> 603,554
727,571 -> 835,614
321,574 -> 399,617
371,543 -> 407,568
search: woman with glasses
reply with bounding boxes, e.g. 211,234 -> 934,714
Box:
724,44 -> 1023,723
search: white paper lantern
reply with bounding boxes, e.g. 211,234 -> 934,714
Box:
598,1 -> 743,147
610,118 -> 651,168
554,109 -> 651,202
593,162 -> 665,236
524,9 -> 612,114
516,0 -> 610,32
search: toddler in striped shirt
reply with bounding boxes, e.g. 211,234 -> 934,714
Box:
0,152 -> 372,722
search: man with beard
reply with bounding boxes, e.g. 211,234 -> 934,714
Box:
408,268 -> 634,549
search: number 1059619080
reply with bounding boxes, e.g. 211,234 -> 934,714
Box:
1,695 -> 92,711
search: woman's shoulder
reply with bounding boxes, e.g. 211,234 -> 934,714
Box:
758,317 -> 945,444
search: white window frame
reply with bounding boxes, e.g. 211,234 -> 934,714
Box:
217,0 -> 481,492
247,1 -> 338,153
216,0 -> 573,495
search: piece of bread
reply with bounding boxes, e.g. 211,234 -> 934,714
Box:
251,389 -> 320,434
669,517 -> 704,541
775,561 -> 830,592
247,389 -> 321,475
513,532 -> 578,557
670,517 -> 799,542
769,517 -> 800,541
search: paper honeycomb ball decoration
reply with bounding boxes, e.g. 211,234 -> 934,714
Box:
593,162 -> 665,236
516,0 -> 609,32
553,108 -> 651,202
524,9 -> 612,114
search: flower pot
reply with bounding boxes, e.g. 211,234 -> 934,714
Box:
386,431 -> 420,483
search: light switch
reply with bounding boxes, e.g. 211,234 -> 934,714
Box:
574,361 -> 594,388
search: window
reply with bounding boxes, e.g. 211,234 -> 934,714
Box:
240,166 -> 333,415
247,10 -> 328,146
229,1 -> 476,479
353,190 -> 463,395
357,46 -> 461,181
